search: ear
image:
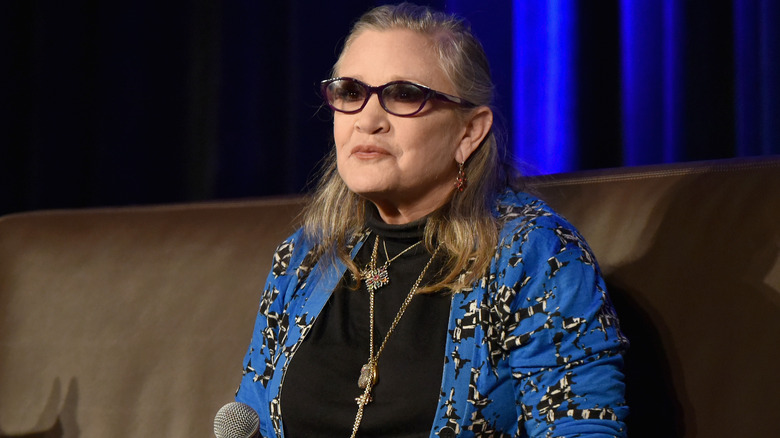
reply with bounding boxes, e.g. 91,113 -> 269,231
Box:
455,106 -> 493,163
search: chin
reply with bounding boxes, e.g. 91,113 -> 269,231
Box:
340,173 -> 393,197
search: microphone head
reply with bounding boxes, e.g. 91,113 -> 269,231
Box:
214,401 -> 260,438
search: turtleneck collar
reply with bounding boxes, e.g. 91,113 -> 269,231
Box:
365,205 -> 427,240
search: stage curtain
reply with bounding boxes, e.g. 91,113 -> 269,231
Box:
1,0 -> 778,215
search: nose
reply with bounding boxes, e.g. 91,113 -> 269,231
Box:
354,93 -> 390,134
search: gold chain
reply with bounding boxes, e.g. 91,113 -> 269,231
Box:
350,242 -> 441,438
383,239 -> 422,264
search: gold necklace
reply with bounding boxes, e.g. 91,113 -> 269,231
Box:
360,237 -> 422,293
351,243 -> 441,438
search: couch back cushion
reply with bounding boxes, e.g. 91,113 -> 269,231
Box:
0,197 -> 304,436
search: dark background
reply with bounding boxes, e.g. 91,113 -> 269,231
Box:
1,0 -> 778,216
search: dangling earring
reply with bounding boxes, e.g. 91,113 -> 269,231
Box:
454,161 -> 467,192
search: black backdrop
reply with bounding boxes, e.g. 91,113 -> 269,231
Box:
2,0 -> 778,216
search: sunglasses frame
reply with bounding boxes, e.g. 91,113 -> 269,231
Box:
320,77 -> 477,117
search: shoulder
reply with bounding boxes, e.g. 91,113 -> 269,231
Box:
268,228 -> 319,279
489,189 -> 603,293
268,226 -> 368,284
494,189 -> 586,251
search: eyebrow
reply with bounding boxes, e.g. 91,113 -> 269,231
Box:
337,75 -> 435,88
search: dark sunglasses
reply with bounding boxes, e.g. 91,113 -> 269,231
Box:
320,77 -> 477,117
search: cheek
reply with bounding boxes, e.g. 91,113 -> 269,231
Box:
407,120 -> 461,161
332,115 -> 351,147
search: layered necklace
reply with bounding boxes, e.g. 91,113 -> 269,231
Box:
351,235 -> 440,438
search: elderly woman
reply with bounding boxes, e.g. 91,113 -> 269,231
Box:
235,3 -> 628,437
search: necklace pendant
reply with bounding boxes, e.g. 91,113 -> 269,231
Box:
362,265 -> 389,292
358,362 -> 378,389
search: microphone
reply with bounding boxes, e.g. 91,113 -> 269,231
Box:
214,401 -> 260,438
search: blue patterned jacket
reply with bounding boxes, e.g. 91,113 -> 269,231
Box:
236,190 -> 629,437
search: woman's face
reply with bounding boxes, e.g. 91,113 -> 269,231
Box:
333,29 -> 482,224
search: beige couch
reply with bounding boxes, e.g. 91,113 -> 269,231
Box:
1,157 -> 778,437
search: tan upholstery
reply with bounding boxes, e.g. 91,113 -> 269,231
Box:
1,157 -> 778,437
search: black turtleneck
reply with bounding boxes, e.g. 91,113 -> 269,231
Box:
281,215 -> 451,437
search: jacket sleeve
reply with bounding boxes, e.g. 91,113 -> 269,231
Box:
235,229 -> 308,437
497,213 -> 629,437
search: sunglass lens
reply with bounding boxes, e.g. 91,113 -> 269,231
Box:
328,80 -> 366,111
383,83 -> 426,115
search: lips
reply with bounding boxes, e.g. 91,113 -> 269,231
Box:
350,145 -> 391,159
